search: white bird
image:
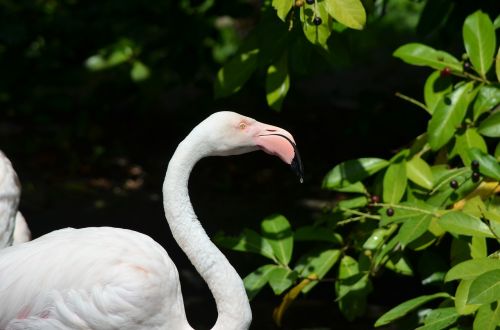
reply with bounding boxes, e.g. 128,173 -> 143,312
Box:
0,112 -> 303,330
0,150 -> 30,248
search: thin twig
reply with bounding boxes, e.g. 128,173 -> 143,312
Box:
395,92 -> 430,114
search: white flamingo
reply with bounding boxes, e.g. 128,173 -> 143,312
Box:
0,112 -> 303,330
0,151 -> 31,248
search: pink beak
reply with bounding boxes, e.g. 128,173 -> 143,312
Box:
253,123 -> 303,182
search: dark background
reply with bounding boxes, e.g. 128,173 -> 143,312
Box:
1,0 -> 498,328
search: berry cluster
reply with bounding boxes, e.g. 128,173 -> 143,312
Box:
471,160 -> 481,182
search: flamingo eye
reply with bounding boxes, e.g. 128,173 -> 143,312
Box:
239,122 -> 247,130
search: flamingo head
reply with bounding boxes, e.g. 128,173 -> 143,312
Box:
195,111 -> 303,182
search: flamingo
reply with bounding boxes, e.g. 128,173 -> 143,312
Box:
0,111 -> 303,330
0,151 -> 31,248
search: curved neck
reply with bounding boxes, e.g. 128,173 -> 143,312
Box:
0,154 -> 19,248
163,136 -> 252,330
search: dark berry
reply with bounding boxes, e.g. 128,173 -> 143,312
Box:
440,67 -> 452,77
450,179 -> 459,189
386,208 -> 395,217
295,0 -> 304,7
471,160 -> 479,170
463,61 -> 471,71
370,195 -> 381,204
313,17 -> 322,25
306,0 -> 314,4
472,171 -> 481,182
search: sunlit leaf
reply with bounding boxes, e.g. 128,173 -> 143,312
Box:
472,85 -> 500,120
301,3 -> 331,50
473,302 -> 500,330
323,158 -> 389,189
393,43 -> 462,72
468,269 -> 500,305
272,0 -> 294,21
244,264 -> 276,300
478,112 -> 500,137
406,156 -> 434,190
294,249 -> 341,293
437,211 -> 494,238
374,292 -> 451,327
451,128 -> 487,165
454,279 -> 481,315
463,10 -> 496,77
268,267 -> 298,295
383,157 -> 407,204
423,71 -> 452,114
397,214 -> 432,247
261,214 -> 294,266
324,0 -> 366,30
266,53 -> 290,111
417,307 -> 459,330
428,82 -> 475,150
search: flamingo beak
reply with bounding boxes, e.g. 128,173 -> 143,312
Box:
253,124 -> 304,183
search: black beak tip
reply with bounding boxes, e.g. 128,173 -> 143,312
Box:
291,150 -> 304,183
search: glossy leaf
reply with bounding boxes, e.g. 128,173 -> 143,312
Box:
437,211 -> 494,238
406,156 -> 434,190
214,229 -> 276,261
294,249 -> 341,293
463,10 -> 496,77
478,112 -> 500,137
266,53 -> 290,111
424,71 -> 452,114
323,158 -> 389,189
417,307 -> 459,330
268,267 -> 298,295
428,82 -> 475,150
451,128 -> 487,165
467,148 -> 500,180
455,279 -> 481,315
472,85 -> 500,120
301,3 -> 331,50
244,264 -> 276,300
468,269 -> 500,304
261,214 -> 294,266
383,159 -> 407,203
393,43 -> 462,72
363,228 -> 391,250
473,302 -> 500,330
397,214 -> 432,247
324,0 -> 366,30
374,292 -> 451,327
272,0 -> 293,21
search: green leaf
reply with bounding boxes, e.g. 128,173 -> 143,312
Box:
301,3 -> 331,50
455,279 -> 481,315
446,258 -> 500,282
294,249 -> 341,293
473,302 -> 500,330
463,10 -> 496,77
496,142 -> 500,160
424,71 -> 453,114
130,61 -> 150,82
468,269 -> 500,305
380,200 -> 435,226
272,0 -> 293,21
266,52 -> 290,111
385,254 -> 414,276
383,158 -> 407,204
472,85 -> 500,120
214,228 -> 276,261
214,43 -> 259,98
363,228 -> 392,250
294,226 -> 343,244
495,15 -> 500,29
324,0 -> 366,30
496,47 -> 500,82
467,148 -> 500,181
261,214 -> 294,266
478,111 -> 500,137
451,128 -> 487,165
323,158 -> 389,190
333,181 -> 367,193
268,266 -> 298,295
393,43 -> 462,72
437,211 -> 494,238
374,292 -> 451,327
397,214 -> 432,247
406,156 -> 434,190
416,307 -> 459,330
244,264 -> 276,300
427,82 -> 475,150
338,196 -> 368,209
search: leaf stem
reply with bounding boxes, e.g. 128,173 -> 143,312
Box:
395,92 -> 430,114
339,207 -> 381,220
454,71 -> 490,84
374,202 -> 438,216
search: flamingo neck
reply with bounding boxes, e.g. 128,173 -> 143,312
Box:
162,136 -> 252,330
0,153 -> 20,248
